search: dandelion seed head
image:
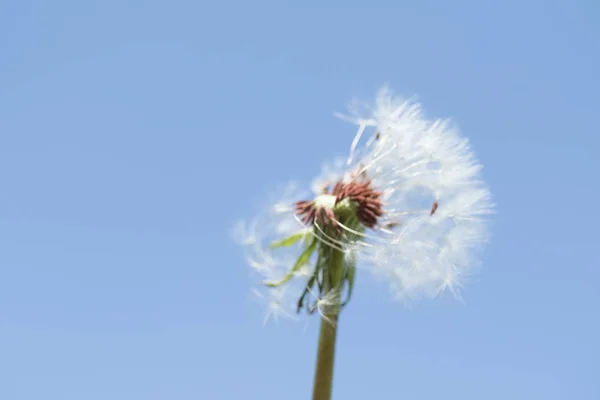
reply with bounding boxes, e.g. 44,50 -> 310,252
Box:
235,86 -> 494,324
334,86 -> 494,301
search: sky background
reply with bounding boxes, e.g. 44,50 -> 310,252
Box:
1,1 -> 599,399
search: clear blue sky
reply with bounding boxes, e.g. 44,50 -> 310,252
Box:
1,1 -> 598,399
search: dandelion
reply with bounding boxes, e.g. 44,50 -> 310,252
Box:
233,87 -> 494,400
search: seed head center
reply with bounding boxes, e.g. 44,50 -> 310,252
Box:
295,178 -> 384,229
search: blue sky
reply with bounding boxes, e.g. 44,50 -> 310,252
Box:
1,1 -> 599,399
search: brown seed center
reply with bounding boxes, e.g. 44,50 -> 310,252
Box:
295,178 -> 384,229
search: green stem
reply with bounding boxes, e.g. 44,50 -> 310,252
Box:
311,248 -> 344,400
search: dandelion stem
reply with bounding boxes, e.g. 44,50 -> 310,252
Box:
311,248 -> 344,400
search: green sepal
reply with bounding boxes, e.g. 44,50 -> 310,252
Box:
262,237 -> 318,287
341,262 -> 356,308
297,267 -> 319,313
269,231 -> 307,249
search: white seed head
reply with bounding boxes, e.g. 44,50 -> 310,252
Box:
234,86 -> 494,324
335,86 -> 494,300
